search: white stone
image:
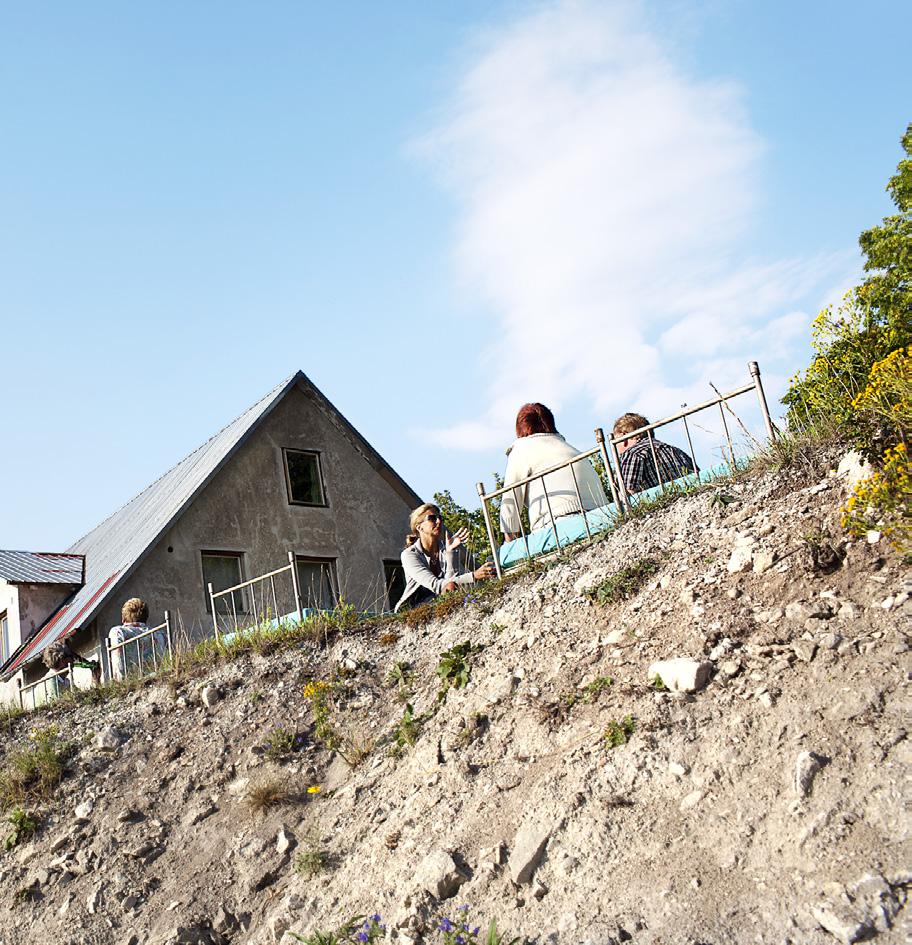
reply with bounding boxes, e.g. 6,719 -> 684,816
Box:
95,727 -> 122,751
201,685 -> 222,708
74,801 -> 94,822
509,819 -> 552,885
415,849 -> 467,900
679,790 -> 703,811
812,904 -> 873,945
727,546 -> 753,574
866,530 -> 881,544
836,450 -> 873,491
752,550 -> 776,574
648,658 -> 712,693
276,827 -> 295,856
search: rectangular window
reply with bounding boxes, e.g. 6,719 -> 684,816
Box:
0,612 -> 8,665
295,557 -> 337,611
283,449 -> 326,506
383,560 -> 405,612
202,552 -> 247,615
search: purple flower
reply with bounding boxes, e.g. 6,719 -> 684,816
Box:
440,917 -> 454,932
371,914 -> 382,923
456,936 -> 465,945
472,927 -> 480,936
458,904 -> 470,912
357,933 -> 368,943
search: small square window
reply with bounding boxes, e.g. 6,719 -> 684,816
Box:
383,561 -> 405,612
295,558 -> 337,611
283,449 -> 326,506
202,552 -> 248,615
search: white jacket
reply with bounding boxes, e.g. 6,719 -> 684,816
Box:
499,433 -> 608,535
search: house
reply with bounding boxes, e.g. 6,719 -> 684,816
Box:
1,371 -> 420,705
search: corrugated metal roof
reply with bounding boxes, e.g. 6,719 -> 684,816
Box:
0,551 -> 84,585
1,371 -> 421,678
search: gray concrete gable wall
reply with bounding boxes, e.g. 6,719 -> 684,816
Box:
88,383 -> 418,648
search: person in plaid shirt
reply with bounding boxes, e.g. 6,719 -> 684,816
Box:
612,412 -> 698,495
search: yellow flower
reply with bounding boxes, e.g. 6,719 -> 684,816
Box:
307,785 -> 321,794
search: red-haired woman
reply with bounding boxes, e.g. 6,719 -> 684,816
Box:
499,403 -> 607,540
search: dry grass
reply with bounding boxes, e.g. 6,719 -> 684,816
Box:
245,777 -> 291,813
0,728 -> 70,810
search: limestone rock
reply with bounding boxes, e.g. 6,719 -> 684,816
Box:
415,849 -> 467,900
275,826 -> 295,856
95,726 -> 123,751
509,819 -> 552,885
201,685 -> 222,709
752,550 -> 776,574
836,450 -> 873,491
727,546 -> 753,574
74,801 -> 94,822
648,658 -> 712,693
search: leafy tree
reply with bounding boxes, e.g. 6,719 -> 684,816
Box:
859,122 -> 912,321
433,473 -> 504,565
783,123 -> 912,433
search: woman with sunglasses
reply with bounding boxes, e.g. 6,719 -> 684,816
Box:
394,503 -> 496,612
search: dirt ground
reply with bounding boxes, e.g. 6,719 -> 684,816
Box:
0,452 -> 908,945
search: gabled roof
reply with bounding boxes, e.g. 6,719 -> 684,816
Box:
2,371 -> 420,678
0,551 -> 84,585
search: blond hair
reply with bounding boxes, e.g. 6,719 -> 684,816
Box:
612,412 -> 650,441
121,598 -> 149,624
405,503 -> 441,548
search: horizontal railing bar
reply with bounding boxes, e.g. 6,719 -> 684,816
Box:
210,563 -> 294,600
107,621 -> 168,654
480,444 -> 605,502
608,382 -> 756,446
20,666 -> 70,697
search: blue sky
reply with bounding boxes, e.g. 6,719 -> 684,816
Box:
1,0 -> 909,550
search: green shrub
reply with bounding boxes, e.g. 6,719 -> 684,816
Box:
437,641 -> 482,695
4,807 -> 38,850
604,716 -> 636,749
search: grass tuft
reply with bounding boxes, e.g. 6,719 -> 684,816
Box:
246,777 -> 291,813
586,558 -> 660,606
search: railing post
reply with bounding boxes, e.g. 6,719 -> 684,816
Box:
289,551 -> 304,623
476,482 -> 502,580
595,427 -> 622,511
208,582 -> 219,641
749,361 -> 776,443
164,610 -> 173,664
608,435 -> 630,512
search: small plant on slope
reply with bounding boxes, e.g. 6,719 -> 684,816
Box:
437,641 -> 482,698
4,807 -> 38,850
586,558 -> 660,606
604,715 -> 636,749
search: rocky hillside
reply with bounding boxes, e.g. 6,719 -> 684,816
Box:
0,454 -> 909,945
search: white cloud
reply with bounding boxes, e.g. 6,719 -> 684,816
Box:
418,0 -> 850,450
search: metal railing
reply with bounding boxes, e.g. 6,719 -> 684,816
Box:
605,360 -> 775,509
19,665 -> 73,711
208,551 -> 304,640
477,436 -> 620,579
106,613 -> 173,680
477,360 -> 776,576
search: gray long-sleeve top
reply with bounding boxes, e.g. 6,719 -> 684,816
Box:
394,540 -> 475,612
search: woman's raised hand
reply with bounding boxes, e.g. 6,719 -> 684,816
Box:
445,527 -> 470,552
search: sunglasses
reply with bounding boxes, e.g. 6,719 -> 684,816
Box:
423,514 -> 442,524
